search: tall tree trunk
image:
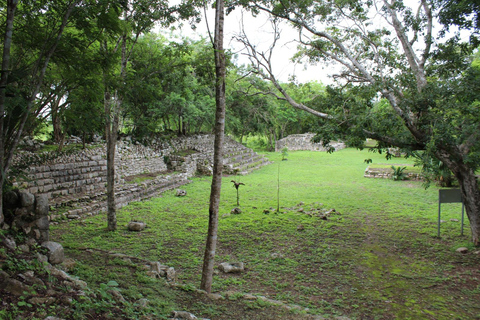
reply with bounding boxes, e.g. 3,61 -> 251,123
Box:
457,170 -> 480,245
436,149 -> 480,245
51,97 -> 65,151
0,0 -> 17,225
104,31 -> 129,231
200,0 -> 226,294
52,98 -> 63,143
104,90 -> 118,231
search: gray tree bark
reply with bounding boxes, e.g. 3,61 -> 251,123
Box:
104,90 -> 119,231
200,0 -> 226,293
436,149 -> 480,245
0,0 -> 18,225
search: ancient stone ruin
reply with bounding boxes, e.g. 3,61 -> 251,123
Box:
275,133 -> 345,152
3,190 -> 50,244
6,134 -> 270,223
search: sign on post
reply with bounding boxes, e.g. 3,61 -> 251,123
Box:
438,189 -> 464,237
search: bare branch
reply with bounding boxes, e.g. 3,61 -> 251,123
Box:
234,17 -> 332,119
419,0 -> 433,68
382,0 -> 427,90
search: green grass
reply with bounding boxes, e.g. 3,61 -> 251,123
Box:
50,149 -> 480,320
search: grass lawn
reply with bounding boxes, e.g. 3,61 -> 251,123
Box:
50,148 -> 480,320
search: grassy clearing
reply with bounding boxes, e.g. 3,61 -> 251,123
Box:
50,149 -> 480,319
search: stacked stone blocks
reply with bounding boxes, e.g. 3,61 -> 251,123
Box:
275,133 -> 345,152
10,134 -> 270,222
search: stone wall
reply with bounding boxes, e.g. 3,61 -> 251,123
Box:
363,166 -> 422,180
13,140 -> 167,200
3,190 -> 50,243
154,134 -> 216,154
162,134 -> 259,176
12,134 -> 253,202
2,134 -> 270,225
275,133 -> 345,152
116,140 -> 168,178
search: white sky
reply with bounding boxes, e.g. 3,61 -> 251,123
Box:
164,8 -> 332,84
160,0 -> 457,85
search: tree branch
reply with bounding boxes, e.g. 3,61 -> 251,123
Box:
235,17 -> 332,119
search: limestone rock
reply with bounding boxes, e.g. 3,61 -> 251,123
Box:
72,278 -> 87,289
1,278 -> 31,296
231,207 -> 242,214
21,272 -> 45,287
41,241 -> 65,264
166,267 -> 176,282
218,262 -> 244,273
19,191 -> 35,208
172,311 -> 198,320
35,194 -> 49,216
456,247 -> 468,254
128,221 -> 146,231
44,264 -> 69,280
150,261 -> 168,275
4,236 -> 16,250
175,189 -> 187,197
207,293 -> 223,300
36,216 -> 50,230
325,209 -> 337,215
29,296 -> 56,305
36,252 -> 49,264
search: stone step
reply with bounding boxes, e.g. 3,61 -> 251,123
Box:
224,157 -> 271,175
223,150 -> 258,165
223,150 -> 251,160
229,154 -> 265,167
50,173 -> 190,222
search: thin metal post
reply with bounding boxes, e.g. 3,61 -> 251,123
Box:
438,196 -> 441,238
461,203 -> 465,236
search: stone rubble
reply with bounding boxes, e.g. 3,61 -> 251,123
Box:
275,133 -> 345,152
127,221 -> 147,231
218,262 -> 245,273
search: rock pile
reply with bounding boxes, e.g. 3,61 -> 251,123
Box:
3,190 -> 50,244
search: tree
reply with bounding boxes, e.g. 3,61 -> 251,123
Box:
0,0 -> 17,225
0,0 -> 81,225
200,0 -> 226,293
238,0 -> 480,244
100,0 -> 198,231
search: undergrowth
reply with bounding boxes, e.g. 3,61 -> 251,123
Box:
49,149 -> 480,320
